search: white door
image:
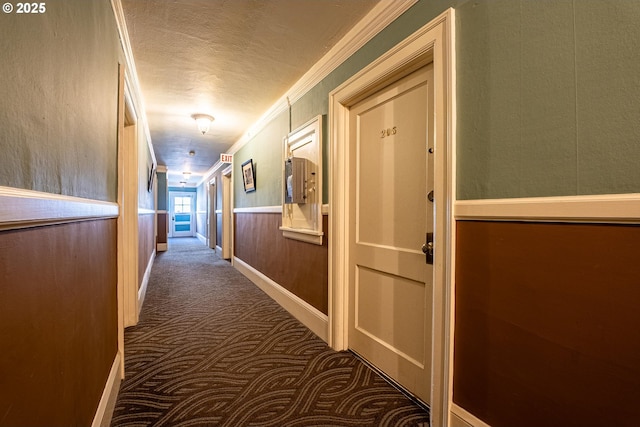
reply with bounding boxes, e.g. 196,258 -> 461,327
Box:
170,192 -> 195,237
348,65 -> 434,403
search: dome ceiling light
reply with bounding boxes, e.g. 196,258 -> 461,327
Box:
191,113 -> 215,135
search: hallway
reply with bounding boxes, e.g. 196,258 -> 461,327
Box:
110,238 -> 429,426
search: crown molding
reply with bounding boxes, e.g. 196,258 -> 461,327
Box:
110,0 -> 157,166
219,0 -> 418,166
287,0 -> 418,105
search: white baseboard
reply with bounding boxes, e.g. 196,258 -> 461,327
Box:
138,250 -> 155,314
215,245 -> 222,258
233,257 -> 328,342
196,232 -> 207,245
91,353 -> 122,427
450,404 -> 492,427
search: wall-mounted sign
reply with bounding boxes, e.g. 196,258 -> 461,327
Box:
220,153 -> 233,164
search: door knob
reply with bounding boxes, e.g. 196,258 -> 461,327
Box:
421,242 -> 433,255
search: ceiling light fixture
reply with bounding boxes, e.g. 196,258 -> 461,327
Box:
191,113 -> 215,135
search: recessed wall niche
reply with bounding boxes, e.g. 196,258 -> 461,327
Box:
280,115 -> 323,244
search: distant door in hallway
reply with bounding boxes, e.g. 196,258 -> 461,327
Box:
170,192 -> 195,237
348,65 -> 434,403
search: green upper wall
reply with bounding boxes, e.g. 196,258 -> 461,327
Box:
234,0 -> 640,208
0,0 -> 123,202
234,111 -> 289,207
456,0 -> 640,199
157,172 -> 168,211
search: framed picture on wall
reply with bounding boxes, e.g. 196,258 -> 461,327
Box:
147,163 -> 156,193
241,159 -> 256,193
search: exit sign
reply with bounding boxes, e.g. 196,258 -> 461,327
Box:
220,153 -> 233,163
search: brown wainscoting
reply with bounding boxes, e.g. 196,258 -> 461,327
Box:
0,219 -> 118,427
234,213 -> 328,314
138,213 -> 155,288
454,220 -> 640,427
216,214 -> 223,248
157,212 -> 168,246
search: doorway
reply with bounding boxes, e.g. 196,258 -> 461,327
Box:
328,9 -> 455,426
169,192 -> 195,237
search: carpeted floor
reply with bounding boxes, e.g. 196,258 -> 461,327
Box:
110,238 -> 429,427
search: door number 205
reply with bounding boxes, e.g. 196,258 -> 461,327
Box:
380,127 -> 397,138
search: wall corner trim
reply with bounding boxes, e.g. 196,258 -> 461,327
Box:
233,257 -> 329,342
455,193 -> 640,223
91,353 -> 122,427
0,186 -> 119,231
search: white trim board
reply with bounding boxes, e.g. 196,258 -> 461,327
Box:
0,186 -> 119,231
138,208 -> 156,215
233,257 -> 329,342
233,205 -> 330,215
455,194 -> 640,223
234,206 -> 282,214
91,353 -> 121,427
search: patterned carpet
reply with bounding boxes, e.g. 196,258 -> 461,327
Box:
110,238 -> 430,427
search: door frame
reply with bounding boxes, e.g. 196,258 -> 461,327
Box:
118,71 -> 140,331
208,178 -> 217,250
168,191 -> 196,237
328,9 -> 455,426
221,166 -> 233,259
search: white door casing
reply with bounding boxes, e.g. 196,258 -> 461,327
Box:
329,9 -> 455,427
222,169 -> 232,259
169,192 -> 195,237
209,179 -> 217,249
120,76 -> 140,330
348,65 -> 434,403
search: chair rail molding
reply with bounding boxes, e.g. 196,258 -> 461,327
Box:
0,186 -> 118,231
455,193 -> 640,223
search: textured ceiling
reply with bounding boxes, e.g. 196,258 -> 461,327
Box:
121,0 -> 379,186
